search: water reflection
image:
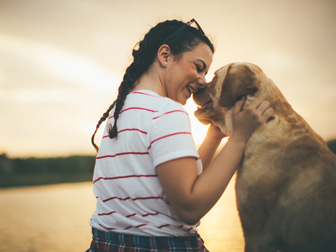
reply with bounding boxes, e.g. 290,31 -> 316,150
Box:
0,180 -> 243,252
198,179 -> 244,251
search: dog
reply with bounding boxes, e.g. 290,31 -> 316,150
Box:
193,62 -> 336,252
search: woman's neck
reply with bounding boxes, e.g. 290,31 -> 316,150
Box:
132,70 -> 168,97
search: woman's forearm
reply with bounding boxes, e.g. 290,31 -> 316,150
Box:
198,125 -> 225,169
188,135 -> 245,221
157,134 -> 246,225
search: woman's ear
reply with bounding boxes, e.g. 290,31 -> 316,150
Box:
157,44 -> 171,68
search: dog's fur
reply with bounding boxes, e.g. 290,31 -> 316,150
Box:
193,62 -> 336,252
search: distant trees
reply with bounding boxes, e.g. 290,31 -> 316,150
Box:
0,138 -> 335,188
0,154 -> 95,188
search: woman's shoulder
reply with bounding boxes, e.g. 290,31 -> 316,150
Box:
128,90 -> 187,114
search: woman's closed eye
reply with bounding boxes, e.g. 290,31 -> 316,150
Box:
195,63 -> 203,73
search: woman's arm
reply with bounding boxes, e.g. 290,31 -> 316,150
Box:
156,98 -> 273,225
197,125 -> 226,170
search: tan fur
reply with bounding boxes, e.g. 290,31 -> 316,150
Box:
193,62 -> 336,252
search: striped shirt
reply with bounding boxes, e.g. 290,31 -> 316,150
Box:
89,90 -> 202,236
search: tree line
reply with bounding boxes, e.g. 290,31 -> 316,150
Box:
0,154 -> 96,188
0,139 -> 334,188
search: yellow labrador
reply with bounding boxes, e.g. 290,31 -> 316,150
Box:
193,62 -> 336,252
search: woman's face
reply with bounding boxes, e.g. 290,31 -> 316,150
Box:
165,42 -> 213,105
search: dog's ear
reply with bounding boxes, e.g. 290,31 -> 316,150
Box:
219,64 -> 259,107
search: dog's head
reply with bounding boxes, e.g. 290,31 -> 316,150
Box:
193,62 -> 273,135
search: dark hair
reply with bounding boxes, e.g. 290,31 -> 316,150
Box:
91,19 -> 215,151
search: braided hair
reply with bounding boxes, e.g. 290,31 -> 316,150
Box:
91,19 -> 214,151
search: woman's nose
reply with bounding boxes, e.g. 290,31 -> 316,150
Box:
198,75 -> 207,88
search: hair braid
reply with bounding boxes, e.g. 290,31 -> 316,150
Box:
91,19 -> 214,151
91,39 -> 154,151
91,100 -> 116,152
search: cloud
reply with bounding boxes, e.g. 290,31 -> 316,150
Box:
0,35 -> 120,91
0,35 -> 121,156
1,0 -> 335,156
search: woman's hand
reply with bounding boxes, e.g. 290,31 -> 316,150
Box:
231,97 -> 273,144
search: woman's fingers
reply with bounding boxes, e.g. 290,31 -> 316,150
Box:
255,99 -> 274,122
230,97 -> 274,143
256,100 -> 269,112
232,97 -> 246,114
262,107 -> 274,121
245,98 -> 273,123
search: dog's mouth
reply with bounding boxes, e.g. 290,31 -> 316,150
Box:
194,99 -> 214,125
196,99 -> 213,112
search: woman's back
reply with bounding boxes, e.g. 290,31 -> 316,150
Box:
90,90 -> 201,236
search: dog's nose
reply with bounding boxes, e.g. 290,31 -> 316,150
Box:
193,85 -> 205,98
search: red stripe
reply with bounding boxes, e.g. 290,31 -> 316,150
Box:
152,110 -> 188,120
132,91 -> 161,97
122,107 -> 157,113
109,107 -> 157,119
148,132 -> 191,150
124,224 -> 146,230
102,196 -> 163,203
96,152 -> 149,160
98,211 -> 116,216
99,223 -> 147,230
99,223 -> 194,231
93,174 -> 157,184
142,212 -> 159,217
118,128 -> 147,134
157,224 -> 170,229
98,210 -> 160,217
102,128 -> 147,139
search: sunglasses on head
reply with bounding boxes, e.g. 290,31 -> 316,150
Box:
163,18 -> 205,43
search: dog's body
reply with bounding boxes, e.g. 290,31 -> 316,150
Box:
193,62 -> 336,252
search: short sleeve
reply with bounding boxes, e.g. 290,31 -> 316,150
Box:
147,100 -> 199,167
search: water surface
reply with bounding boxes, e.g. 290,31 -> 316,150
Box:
0,180 -> 244,252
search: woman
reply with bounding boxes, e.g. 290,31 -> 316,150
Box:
87,19 -> 273,251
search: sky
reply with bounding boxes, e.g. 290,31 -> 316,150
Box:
0,0 -> 335,157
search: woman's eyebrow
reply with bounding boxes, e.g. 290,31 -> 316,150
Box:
196,59 -> 208,74
197,59 -> 206,70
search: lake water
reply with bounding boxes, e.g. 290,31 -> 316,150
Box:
0,180 -> 244,252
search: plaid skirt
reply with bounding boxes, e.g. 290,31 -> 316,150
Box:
86,228 -> 209,252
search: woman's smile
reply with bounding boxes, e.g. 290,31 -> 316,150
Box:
165,42 -> 213,105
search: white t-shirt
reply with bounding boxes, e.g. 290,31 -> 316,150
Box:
89,90 -> 203,236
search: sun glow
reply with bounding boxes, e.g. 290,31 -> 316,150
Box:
184,98 -> 229,148
184,98 -> 210,144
